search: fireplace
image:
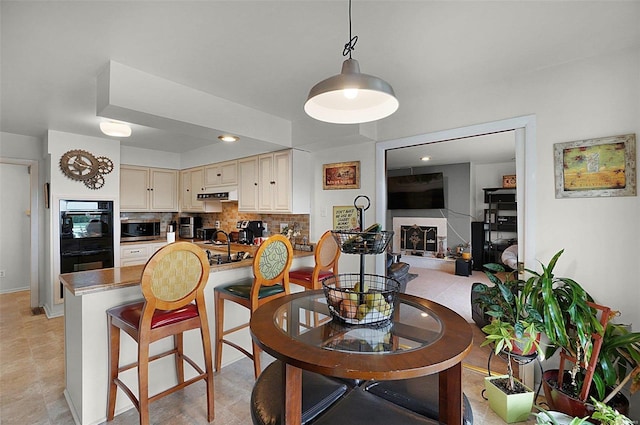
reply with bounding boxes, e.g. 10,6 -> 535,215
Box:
400,225 -> 437,254
392,217 -> 447,256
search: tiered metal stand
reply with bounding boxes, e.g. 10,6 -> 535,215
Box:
323,195 -> 398,326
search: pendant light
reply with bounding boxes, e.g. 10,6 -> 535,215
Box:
304,0 -> 398,124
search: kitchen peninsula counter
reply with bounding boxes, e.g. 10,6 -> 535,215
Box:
60,247 -> 312,296
60,244 -> 313,425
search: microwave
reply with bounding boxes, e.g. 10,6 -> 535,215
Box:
121,220 -> 160,242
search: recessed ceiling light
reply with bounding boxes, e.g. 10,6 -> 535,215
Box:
218,135 -> 239,142
99,121 -> 131,137
421,156 -> 431,161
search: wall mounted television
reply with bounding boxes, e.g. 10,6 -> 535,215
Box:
387,172 -> 445,209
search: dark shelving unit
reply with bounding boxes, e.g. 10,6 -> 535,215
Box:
482,188 -> 517,267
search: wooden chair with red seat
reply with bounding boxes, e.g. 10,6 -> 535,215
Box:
106,241 -> 214,425
214,234 -> 293,378
289,230 -> 340,291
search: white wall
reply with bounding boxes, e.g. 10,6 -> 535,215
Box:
311,141 -> 377,274
375,47 -> 640,330
0,132 -> 43,159
0,163 -> 31,293
44,130 -> 122,316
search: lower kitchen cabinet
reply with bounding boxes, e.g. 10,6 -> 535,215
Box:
120,242 -> 167,266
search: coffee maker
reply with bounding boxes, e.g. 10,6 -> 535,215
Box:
236,220 -> 264,244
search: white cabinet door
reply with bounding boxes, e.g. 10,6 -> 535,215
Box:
257,154 -> 274,211
271,150 -> 292,212
204,160 -> 237,187
120,166 -> 150,211
189,167 -> 205,212
238,157 -> 259,211
150,168 -> 178,211
181,167 -> 205,212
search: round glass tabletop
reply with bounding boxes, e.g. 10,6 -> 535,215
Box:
272,292 -> 443,354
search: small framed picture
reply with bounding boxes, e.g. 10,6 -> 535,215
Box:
323,161 -> 360,190
554,134 -> 636,198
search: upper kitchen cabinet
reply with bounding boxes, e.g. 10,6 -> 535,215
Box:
204,160 -> 237,187
120,165 -> 178,212
238,149 -> 310,214
180,167 -> 204,212
238,156 -> 259,211
181,167 -> 221,212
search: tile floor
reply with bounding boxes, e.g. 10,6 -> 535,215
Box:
0,286 -> 540,425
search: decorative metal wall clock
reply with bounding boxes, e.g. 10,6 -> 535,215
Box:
59,149 -> 113,190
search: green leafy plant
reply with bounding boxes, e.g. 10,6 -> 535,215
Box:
589,319 -> 640,404
473,263 -> 543,391
524,250 -> 604,363
590,397 -> 634,425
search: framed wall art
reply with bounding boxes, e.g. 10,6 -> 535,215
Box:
554,133 -> 636,198
323,161 -> 360,190
332,205 -> 360,231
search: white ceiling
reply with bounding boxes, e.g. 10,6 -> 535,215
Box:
2,1 -> 639,165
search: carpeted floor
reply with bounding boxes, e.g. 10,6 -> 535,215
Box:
404,266 -> 491,323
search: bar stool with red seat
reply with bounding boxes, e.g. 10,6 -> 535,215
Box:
289,230 -> 340,291
214,234 -> 294,378
106,241 -> 214,425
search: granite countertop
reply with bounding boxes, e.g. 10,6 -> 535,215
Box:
60,243 -> 313,296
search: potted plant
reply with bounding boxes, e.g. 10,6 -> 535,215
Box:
474,264 -> 542,422
533,397 -> 634,425
543,315 -> 640,418
528,251 -> 639,418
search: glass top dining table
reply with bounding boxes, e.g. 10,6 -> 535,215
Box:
250,290 -> 473,425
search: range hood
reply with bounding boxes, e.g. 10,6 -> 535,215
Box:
197,186 -> 238,202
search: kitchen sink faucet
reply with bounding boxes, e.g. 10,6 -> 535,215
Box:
212,230 -> 232,263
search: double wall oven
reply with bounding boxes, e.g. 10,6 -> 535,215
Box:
59,200 -> 114,298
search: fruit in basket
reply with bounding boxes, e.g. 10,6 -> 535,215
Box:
340,299 -> 358,319
378,302 -> 392,317
353,282 -> 368,293
356,303 -> 370,321
365,292 -> 384,308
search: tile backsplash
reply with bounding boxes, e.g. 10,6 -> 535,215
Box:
121,203 -> 310,241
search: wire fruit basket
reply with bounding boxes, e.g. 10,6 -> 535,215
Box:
331,230 -> 393,255
322,273 -> 400,325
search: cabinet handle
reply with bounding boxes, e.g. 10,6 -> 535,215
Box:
131,250 -> 141,253
270,181 -> 276,185
217,173 -> 221,177
254,182 -> 258,186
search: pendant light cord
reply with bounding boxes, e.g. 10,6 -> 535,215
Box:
343,0 -> 358,58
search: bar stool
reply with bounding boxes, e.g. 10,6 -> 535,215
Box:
251,360 -> 349,425
289,230 -> 340,290
106,241 -> 214,425
214,234 -> 293,378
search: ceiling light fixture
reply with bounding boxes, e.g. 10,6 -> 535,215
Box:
304,0 -> 398,124
99,121 -> 132,138
421,156 -> 431,162
218,135 -> 239,142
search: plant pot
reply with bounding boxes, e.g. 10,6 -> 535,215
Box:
542,369 -> 630,419
485,375 -> 535,423
510,332 -> 541,356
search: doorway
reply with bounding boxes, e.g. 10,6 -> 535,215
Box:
0,159 -> 40,310
374,115 -> 536,275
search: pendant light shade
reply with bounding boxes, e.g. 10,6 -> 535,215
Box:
304,58 -> 398,124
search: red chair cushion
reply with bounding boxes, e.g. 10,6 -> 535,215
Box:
108,301 -> 199,330
290,267 -> 334,283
